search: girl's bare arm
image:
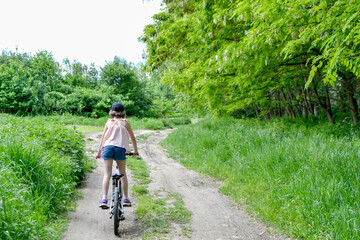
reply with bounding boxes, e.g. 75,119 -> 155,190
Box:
96,123 -> 109,158
125,121 -> 138,154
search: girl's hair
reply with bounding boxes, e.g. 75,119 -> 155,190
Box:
109,110 -> 126,118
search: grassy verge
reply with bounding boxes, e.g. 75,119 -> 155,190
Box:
70,125 -> 104,132
127,155 -> 192,239
0,114 -> 91,239
161,117 -> 360,239
26,114 -> 192,131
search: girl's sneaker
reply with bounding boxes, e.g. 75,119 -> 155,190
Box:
123,198 -> 132,207
99,199 -> 109,209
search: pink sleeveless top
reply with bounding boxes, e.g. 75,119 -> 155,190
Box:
102,119 -> 130,151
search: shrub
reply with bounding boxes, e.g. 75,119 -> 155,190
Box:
0,114 -> 87,239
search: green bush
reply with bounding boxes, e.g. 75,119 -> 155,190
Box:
0,114 -> 87,239
0,51 -> 171,118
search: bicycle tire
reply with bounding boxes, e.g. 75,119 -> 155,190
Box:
114,191 -> 120,235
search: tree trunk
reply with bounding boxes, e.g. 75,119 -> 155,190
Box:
300,87 -> 308,118
302,105 -> 308,119
253,103 -> 261,119
289,91 -> 301,117
323,85 -> 333,118
303,77 -> 314,115
274,91 -> 282,117
339,85 -> 346,113
313,83 -> 334,124
314,105 -> 318,116
340,72 -> 359,125
280,89 -> 295,119
345,85 -> 358,125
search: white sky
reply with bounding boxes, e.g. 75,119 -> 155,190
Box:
0,0 -> 162,67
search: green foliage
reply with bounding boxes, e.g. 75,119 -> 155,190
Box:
101,57 -> 139,95
141,0 -> 360,123
58,86 -> 117,117
162,118 -> 360,239
0,50 -> 183,118
0,114 -> 88,239
101,57 -> 154,117
62,59 -> 99,88
0,58 -> 32,114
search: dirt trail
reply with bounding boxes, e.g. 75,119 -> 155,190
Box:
64,129 -> 285,240
64,130 -> 143,240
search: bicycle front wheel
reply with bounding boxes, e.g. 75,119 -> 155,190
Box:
114,192 -> 120,235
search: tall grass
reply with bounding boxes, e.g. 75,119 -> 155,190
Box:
0,114 -> 88,239
162,117 -> 360,239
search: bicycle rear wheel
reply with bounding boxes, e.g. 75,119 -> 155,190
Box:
114,192 -> 120,235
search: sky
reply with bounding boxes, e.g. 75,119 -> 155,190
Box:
0,0 -> 162,67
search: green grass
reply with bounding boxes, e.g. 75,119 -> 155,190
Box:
162,117 -> 360,239
69,125 -> 104,132
135,191 -> 192,238
22,113 -> 109,126
128,117 -> 191,130
127,156 -> 192,239
30,114 -> 192,131
0,114 -> 90,239
137,134 -> 151,143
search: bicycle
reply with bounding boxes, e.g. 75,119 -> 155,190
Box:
109,152 -> 136,236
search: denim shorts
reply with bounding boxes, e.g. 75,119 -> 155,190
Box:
101,145 -> 126,161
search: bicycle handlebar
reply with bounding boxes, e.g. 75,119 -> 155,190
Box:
126,152 -> 139,156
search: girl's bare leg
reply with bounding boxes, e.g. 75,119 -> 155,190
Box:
116,160 -> 128,196
102,159 -> 113,196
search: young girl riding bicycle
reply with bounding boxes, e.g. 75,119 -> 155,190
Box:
96,102 -> 139,209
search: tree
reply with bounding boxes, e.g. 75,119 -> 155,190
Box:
28,51 -> 63,114
62,58 -> 99,88
141,0 -> 360,124
0,58 -> 32,114
101,57 -> 153,117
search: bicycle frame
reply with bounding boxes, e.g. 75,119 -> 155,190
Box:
108,152 -> 134,235
110,172 -> 125,235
